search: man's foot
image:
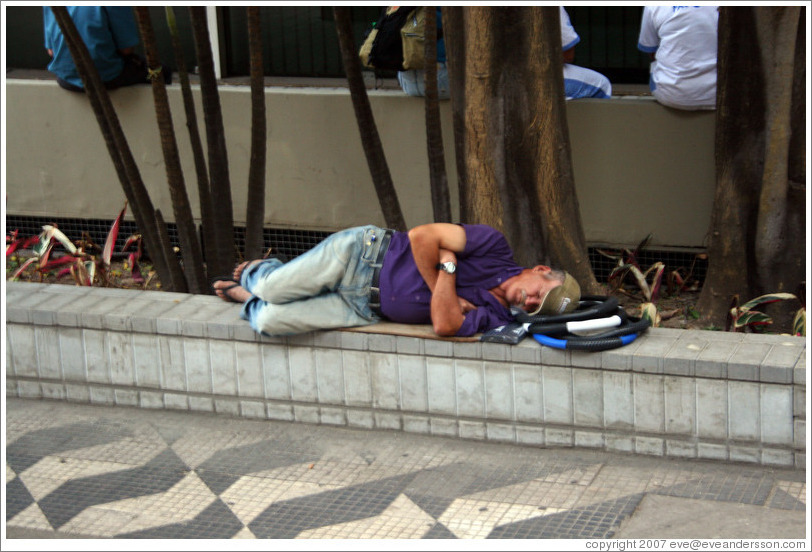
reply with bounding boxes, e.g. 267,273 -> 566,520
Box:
233,259 -> 265,282
213,279 -> 251,304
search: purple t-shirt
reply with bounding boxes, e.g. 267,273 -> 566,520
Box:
378,224 -> 524,336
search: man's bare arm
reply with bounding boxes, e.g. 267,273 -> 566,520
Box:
407,223 -> 466,292
408,224 -> 468,336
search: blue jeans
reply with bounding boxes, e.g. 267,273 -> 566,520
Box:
397,63 -> 450,99
563,63 -> 612,99
239,225 -> 387,336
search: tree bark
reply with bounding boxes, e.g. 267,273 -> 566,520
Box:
457,7 -> 504,232
333,6 -> 407,231
445,7 -> 599,290
423,7 -> 452,223
49,6 -> 179,290
752,7 -> 803,291
165,6 -> 216,273
698,6 -> 806,327
134,7 -> 207,294
189,6 -> 236,276
442,7 -> 470,222
244,6 -> 268,260
525,8 -> 596,288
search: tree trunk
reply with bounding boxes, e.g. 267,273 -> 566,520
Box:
697,6 -> 806,328
165,6 -> 216,273
423,7 -> 452,223
752,7 -> 803,291
454,7 -> 504,232
134,7 -> 208,294
525,8 -> 597,289
333,7 -> 407,232
442,7 -> 470,222
49,6 -> 179,290
189,6 -> 236,276
445,7 -> 599,290
244,6 -> 268,260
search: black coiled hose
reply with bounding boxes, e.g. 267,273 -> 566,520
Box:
516,295 -> 651,352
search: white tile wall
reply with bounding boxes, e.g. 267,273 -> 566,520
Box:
235,342 -> 263,398
543,366 -> 572,425
5,281 -> 805,470
455,360 -> 485,418
370,352 -> 399,410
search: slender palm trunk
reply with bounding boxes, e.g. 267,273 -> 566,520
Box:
189,6 -> 236,276
133,7 -> 208,294
333,7 -> 407,231
165,6 -> 217,272
244,7 -> 268,260
423,7 -> 452,223
49,6 -> 180,290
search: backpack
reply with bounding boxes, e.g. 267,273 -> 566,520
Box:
400,6 -> 427,70
359,6 -> 422,72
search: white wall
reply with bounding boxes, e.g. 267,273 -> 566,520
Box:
4,79 -> 715,249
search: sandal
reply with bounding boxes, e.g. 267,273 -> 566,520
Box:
211,277 -> 243,303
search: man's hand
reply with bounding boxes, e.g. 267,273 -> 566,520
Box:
458,297 -> 477,314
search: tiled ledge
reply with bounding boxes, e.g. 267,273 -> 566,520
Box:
5,282 -> 807,469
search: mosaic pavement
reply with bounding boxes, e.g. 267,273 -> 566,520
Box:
5,398 -> 806,540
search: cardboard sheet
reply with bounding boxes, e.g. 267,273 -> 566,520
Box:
340,321 -> 481,342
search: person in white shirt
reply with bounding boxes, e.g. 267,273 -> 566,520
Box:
637,6 -> 719,110
560,7 -> 612,100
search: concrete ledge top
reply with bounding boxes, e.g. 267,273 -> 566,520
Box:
5,281 -> 807,385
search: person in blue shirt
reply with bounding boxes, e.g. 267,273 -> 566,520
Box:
43,6 -> 169,92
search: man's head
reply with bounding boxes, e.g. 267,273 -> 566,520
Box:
503,266 -> 581,315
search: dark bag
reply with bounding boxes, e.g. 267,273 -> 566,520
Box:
359,6 -> 417,71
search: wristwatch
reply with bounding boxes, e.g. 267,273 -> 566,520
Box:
436,261 -> 457,274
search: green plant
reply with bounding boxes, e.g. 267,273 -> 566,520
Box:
639,301 -> 660,327
666,252 -> 706,294
727,292 -> 805,336
600,235 -> 665,302
6,202 -> 144,287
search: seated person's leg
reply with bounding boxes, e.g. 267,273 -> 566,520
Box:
397,69 -> 426,97
562,63 -> 612,99
435,63 -> 450,100
104,54 -> 148,89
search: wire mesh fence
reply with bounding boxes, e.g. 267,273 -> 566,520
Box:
7,214 -> 706,287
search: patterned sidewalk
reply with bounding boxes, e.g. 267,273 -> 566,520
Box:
4,397 -> 807,540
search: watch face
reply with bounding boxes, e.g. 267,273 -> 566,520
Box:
444,262 -> 456,274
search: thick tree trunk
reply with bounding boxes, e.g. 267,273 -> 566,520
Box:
333,7 -> 407,232
244,6 -> 268,260
49,6 -> 179,290
752,7 -> 803,291
698,7 -> 806,328
165,7 -> 216,272
134,7 -> 207,294
456,7 -> 504,231
445,7 -> 598,290
525,8 -> 596,288
423,7 -> 452,223
189,7 -> 236,276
